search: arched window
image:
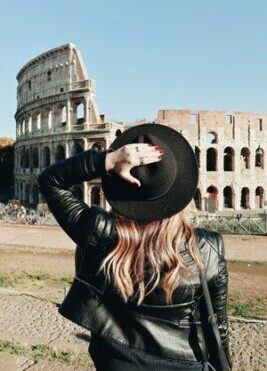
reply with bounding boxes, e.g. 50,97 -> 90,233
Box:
255,186 -> 264,209
71,143 -> 83,156
205,186 -> 218,211
91,186 -> 101,206
25,149 -> 30,168
25,184 -> 30,204
61,106 -> 67,127
194,188 -> 202,210
42,147 -> 51,167
32,147 -> 39,168
37,113 -> 41,130
241,187 -> 250,209
223,186 -> 233,208
224,147 -> 235,171
240,148 -> 250,169
206,148 -> 217,171
255,148 -> 264,169
55,145 -> 65,162
76,102 -> 85,124
206,132 -> 218,144
48,110 -> 52,129
32,184 -> 39,206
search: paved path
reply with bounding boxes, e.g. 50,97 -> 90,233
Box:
0,291 -> 266,370
0,222 -> 266,261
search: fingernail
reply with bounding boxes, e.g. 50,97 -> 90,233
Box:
159,150 -> 164,154
158,155 -> 163,160
155,146 -> 160,150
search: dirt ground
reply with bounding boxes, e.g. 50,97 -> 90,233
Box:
0,243 -> 266,370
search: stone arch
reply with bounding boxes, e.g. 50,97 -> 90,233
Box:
206,148 -> 217,171
37,113 -> 41,130
255,186 -> 264,209
47,110 -> 52,129
27,116 -> 32,133
206,131 -> 218,144
223,186 -> 233,208
92,142 -> 104,151
241,187 -> 250,209
71,143 -> 83,156
61,106 -> 67,127
20,148 -> 25,167
91,186 -> 101,206
255,148 -> 264,169
76,102 -> 85,124
205,186 -> 218,211
32,184 -> 39,206
25,184 -> 30,204
19,182 -> 23,199
194,146 -> 200,168
224,147 -> 235,171
42,146 -> 51,167
32,147 -> 39,168
240,147 -> 250,169
194,188 -> 202,210
55,145 -> 65,162
25,149 -> 30,168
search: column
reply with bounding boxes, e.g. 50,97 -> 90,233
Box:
66,98 -> 71,131
84,96 -> 90,125
233,188 -> 241,211
218,188 -> 224,211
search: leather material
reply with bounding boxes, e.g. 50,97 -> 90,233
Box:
38,148 -> 232,368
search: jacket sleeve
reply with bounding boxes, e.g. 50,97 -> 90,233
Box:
208,233 -> 232,369
37,148 -> 112,247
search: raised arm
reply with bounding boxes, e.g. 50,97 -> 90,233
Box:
37,149 -> 110,246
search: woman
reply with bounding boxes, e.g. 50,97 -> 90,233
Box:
38,123 -> 232,370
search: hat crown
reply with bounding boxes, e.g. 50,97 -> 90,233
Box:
130,133 -> 177,200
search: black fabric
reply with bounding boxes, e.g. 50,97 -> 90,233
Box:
89,333 -> 203,371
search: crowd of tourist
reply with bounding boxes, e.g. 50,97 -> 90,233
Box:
0,201 -> 55,225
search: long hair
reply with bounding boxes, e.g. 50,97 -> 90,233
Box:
98,201 -> 204,305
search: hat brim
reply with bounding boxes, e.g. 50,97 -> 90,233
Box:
101,123 -> 199,222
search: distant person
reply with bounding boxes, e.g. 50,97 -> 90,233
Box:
38,123 -> 232,370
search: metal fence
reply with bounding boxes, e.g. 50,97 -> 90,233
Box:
193,213 -> 267,235
1,202 -> 266,235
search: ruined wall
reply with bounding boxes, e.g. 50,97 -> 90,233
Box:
155,110 -> 267,213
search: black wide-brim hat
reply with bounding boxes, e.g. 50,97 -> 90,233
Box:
102,123 -> 199,222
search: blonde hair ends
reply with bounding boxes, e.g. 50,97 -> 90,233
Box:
98,206 -> 203,305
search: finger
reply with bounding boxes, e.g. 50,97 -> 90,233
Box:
120,171 -> 141,187
128,145 -> 164,157
128,153 -> 163,168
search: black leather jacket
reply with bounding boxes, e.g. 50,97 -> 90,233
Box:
38,148 -> 232,370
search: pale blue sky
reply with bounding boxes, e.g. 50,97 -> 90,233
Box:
1,0 -> 266,138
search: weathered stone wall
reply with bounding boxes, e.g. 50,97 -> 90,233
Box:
155,110 -> 267,213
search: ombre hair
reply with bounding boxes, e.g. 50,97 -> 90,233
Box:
98,200 -> 204,305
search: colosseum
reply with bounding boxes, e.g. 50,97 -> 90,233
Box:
14,43 -> 125,209
14,43 -> 266,214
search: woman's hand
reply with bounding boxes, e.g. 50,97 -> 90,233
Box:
105,143 -> 164,187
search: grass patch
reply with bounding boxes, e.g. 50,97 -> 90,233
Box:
227,296 -> 266,318
0,272 -> 73,288
0,339 -> 93,366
